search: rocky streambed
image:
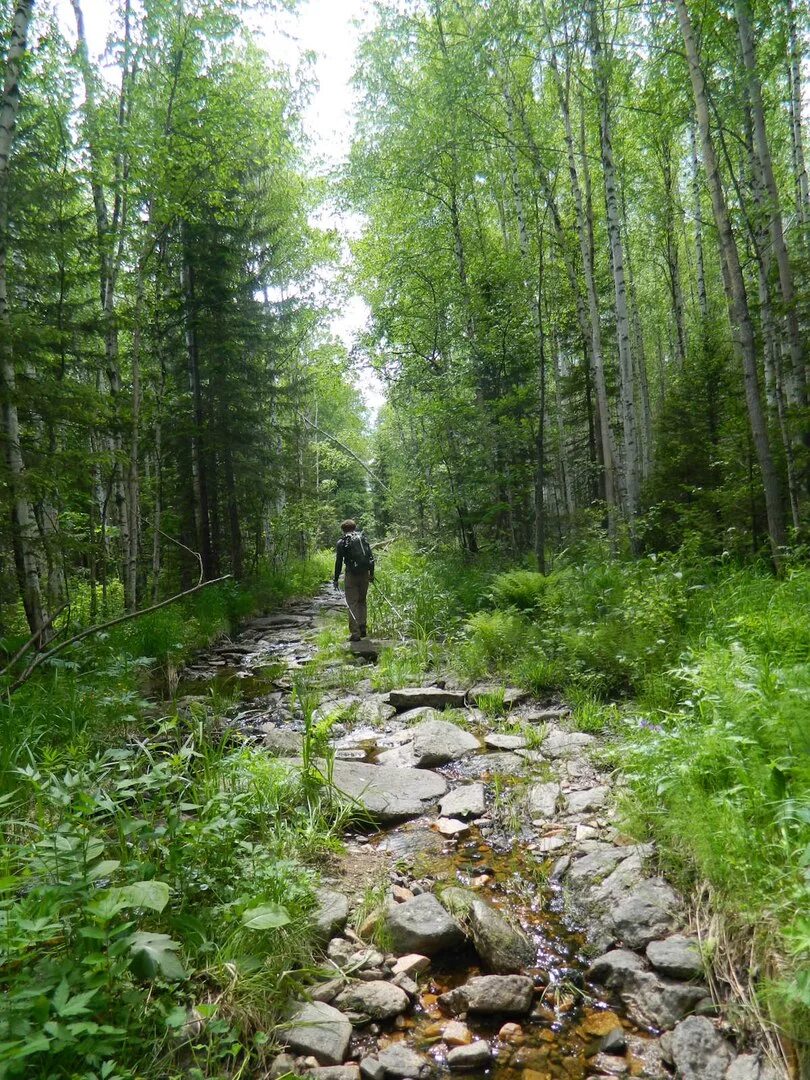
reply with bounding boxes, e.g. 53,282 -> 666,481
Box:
173,587 -> 781,1080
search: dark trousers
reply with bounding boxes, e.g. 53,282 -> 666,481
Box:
344,570 -> 370,636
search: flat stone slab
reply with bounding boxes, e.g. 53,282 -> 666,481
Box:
388,686 -> 468,711
284,1001 -> 352,1064
467,685 -> 528,708
440,974 -> 534,1015
485,733 -> 528,750
527,781 -> 560,818
292,759 -> 447,822
541,728 -> 596,759
411,718 -> 480,767
349,639 -> 399,659
565,785 -> 610,814
439,783 -> 486,819
463,752 -> 526,777
261,728 -> 304,755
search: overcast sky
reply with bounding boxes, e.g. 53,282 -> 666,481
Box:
59,0 -> 383,414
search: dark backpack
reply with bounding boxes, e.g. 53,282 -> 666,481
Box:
343,530 -> 373,572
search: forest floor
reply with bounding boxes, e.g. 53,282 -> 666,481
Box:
168,582 -> 784,1080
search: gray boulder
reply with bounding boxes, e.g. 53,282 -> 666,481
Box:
527,781 -> 560,819
355,697 -> 397,725
670,1016 -> 735,1079
439,783 -> 486,820
334,980 -> 409,1021
726,1055 -> 779,1080
464,752 -> 526,777
610,879 -> 682,949
587,950 -> 707,1031
439,887 -> 535,974
389,687 -> 467,711
447,1042 -> 492,1070
440,975 -> 534,1016
309,1069 -> 361,1080
385,893 -> 464,956
541,728 -> 595,759
646,935 -> 703,981
467,685 -> 528,708
564,786 -> 610,814
484,732 -> 528,750
376,1044 -> 431,1079
284,1001 -> 352,1065
315,759 -> 447,822
411,719 -> 480,767
312,890 -> 350,941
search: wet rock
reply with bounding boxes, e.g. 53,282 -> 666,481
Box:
534,835 -> 567,854
588,1053 -> 628,1075
565,786 -> 610,814
411,718 -> 481,767
624,1034 -> 669,1079
439,783 -> 486,820
587,950 -> 706,1030
312,759 -> 447,822
313,890 -> 350,941
498,1022 -> 524,1044
669,1016 -> 734,1078
355,697 -> 398,725
376,1044 -> 432,1079
309,1068 -> 361,1080
527,781 -> 560,819
284,1001 -> 352,1064
599,1028 -> 626,1054
385,892 -> 464,956
646,934 -> 703,980
436,817 -> 470,838
467,685 -> 528,708
360,1058 -> 386,1080
440,975 -> 534,1016
334,980 -> 409,1021
464,752 -> 526,777
542,728 -> 596,759
388,687 -> 467,711
447,1042 -> 492,1070
392,953 -> 430,977
442,1020 -> 472,1046
610,879 -> 682,949
440,887 -> 535,974
327,939 -> 383,970
484,732 -> 528,750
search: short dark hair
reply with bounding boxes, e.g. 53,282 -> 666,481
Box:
341,519 -> 356,532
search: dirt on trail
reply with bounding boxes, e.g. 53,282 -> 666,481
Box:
172,586 -> 779,1080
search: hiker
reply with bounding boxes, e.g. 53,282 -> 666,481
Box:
333,519 -> 375,641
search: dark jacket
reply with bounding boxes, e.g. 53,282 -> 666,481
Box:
334,531 -> 375,582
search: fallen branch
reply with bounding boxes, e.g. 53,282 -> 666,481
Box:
8,575 -> 233,693
297,411 -> 390,493
0,602 -> 69,680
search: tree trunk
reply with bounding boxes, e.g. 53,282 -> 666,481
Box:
736,0 -> 807,409
661,137 -> 688,368
689,120 -> 709,324
589,0 -> 639,529
786,0 -> 809,232
180,232 -> 215,579
0,0 -> 48,639
675,0 -> 787,564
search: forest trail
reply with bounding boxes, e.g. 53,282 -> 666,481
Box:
170,587 -> 777,1080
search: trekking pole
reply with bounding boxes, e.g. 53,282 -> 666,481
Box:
335,585 -> 363,634
370,579 -> 408,642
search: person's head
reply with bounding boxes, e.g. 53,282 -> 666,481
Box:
341,519 -> 356,533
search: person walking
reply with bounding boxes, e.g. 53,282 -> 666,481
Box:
333,519 -> 375,641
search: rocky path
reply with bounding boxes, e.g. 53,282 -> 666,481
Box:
176,587 -> 779,1080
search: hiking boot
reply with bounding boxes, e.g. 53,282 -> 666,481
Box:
349,633 -> 361,642
360,626 -> 368,638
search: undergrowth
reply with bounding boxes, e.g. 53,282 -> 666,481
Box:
369,539 -> 810,1060
0,553 -> 339,1078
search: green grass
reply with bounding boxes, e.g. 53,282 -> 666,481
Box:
0,553 -> 343,1079
369,539 -> 810,1057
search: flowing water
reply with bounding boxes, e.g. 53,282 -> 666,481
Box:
167,587 -> 665,1079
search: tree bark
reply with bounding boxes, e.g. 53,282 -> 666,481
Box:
736,0 -> 807,408
0,0 -> 48,639
689,120 -> 709,324
786,0 -> 809,232
589,0 -> 639,528
675,0 -> 787,564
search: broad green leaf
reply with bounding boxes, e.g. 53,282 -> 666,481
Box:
129,932 -> 187,981
240,903 -> 291,930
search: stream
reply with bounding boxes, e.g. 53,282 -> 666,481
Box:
166,587 -> 772,1080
